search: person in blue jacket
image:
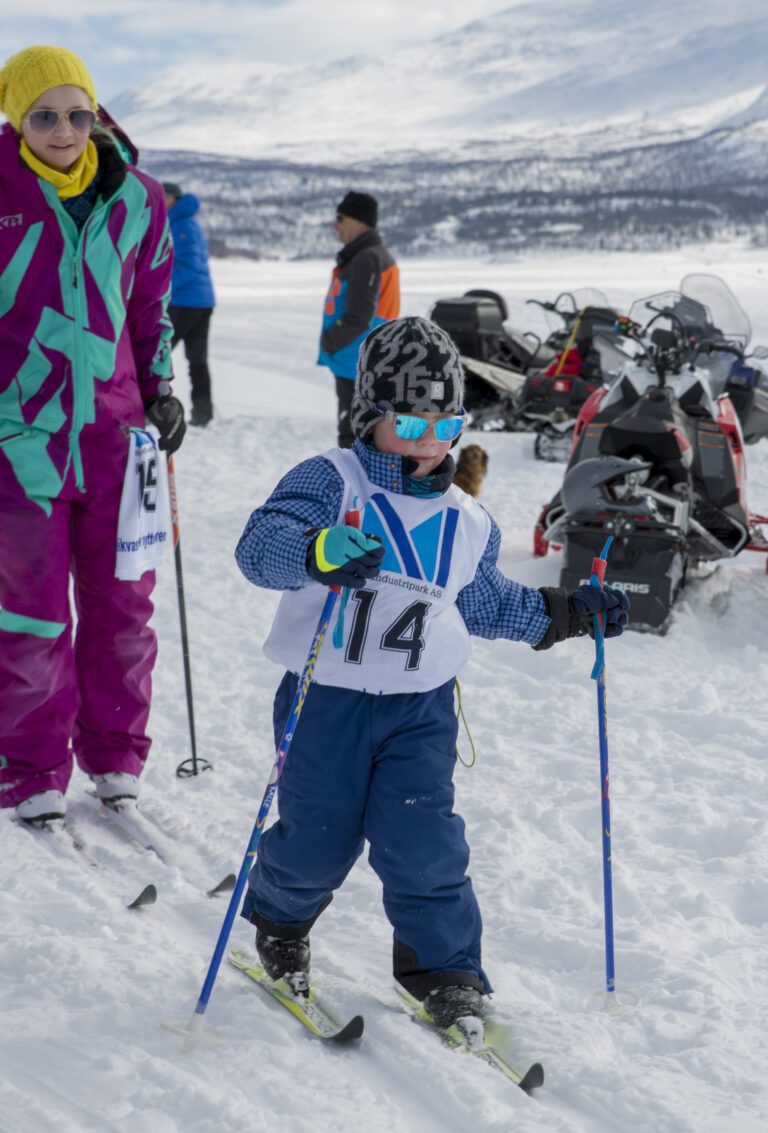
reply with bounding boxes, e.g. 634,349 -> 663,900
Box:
164,182 -> 216,427
235,316 -> 629,1033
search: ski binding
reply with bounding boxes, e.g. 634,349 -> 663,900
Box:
228,949 -> 364,1042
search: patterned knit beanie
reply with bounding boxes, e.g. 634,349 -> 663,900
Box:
0,46 -> 97,131
351,316 -> 465,440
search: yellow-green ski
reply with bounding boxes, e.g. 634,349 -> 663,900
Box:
228,950 -> 364,1042
396,986 -> 544,1094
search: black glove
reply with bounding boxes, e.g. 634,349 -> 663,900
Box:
570,583 -> 630,638
145,395 -> 186,454
306,525 -> 384,589
534,583 -> 629,650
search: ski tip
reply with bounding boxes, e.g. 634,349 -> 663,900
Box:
332,1014 -> 364,1043
127,883 -> 157,910
207,873 -> 237,898
518,1062 -> 545,1094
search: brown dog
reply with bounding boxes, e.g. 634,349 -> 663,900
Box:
453,444 -> 489,497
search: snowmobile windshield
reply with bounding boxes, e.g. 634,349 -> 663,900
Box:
592,329 -> 638,378
568,287 -> 611,311
543,288 -> 611,333
628,290 -> 714,344
680,274 -> 751,348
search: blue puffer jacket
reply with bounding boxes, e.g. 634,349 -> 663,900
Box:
168,194 -> 215,308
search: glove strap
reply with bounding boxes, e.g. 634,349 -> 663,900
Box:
332,588 -> 350,649
313,528 -> 336,574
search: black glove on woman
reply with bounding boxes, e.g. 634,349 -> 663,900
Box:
145,395 -> 186,454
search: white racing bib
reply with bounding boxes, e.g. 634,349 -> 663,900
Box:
263,448 -> 492,693
115,429 -> 172,580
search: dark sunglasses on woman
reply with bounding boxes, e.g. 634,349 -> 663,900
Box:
25,108 -> 97,134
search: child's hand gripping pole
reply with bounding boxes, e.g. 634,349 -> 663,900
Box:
166,511 -> 361,1049
583,536 -> 640,1015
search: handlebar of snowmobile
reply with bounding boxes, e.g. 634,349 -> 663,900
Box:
526,292 -> 579,320
695,339 -> 745,360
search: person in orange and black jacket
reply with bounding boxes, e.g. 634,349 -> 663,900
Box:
318,191 -> 400,447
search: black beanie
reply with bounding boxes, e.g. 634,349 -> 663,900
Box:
350,316 -> 465,440
337,190 -> 378,227
162,182 -> 183,199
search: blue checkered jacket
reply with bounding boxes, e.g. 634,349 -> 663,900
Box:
235,441 -> 549,646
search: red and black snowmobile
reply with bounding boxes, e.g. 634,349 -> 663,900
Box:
429,288 -> 623,453
533,280 -> 768,632
514,290 -> 621,461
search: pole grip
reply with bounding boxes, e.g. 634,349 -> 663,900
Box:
590,555 -> 607,587
168,455 -> 181,550
589,536 -> 613,681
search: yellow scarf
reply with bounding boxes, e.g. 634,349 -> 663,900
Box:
20,138 -> 99,199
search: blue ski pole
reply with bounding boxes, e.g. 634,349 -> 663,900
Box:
170,510 -> 361,1047
584,535 -> 639,1014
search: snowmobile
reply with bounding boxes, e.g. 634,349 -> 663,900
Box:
514,290 -> 623,461
634,273 -> 768,448
722,346 -> 768,445
430,288 -> 623,458
428,289 -> 530,431
533,284 -> 768,632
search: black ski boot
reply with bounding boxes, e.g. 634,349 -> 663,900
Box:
424,985 -> 485,1044
256,931 -> 310,997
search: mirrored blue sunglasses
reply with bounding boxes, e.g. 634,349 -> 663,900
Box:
374,404 -> 465,442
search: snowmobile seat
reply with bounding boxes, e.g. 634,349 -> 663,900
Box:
431,296 -> 505,361
464,288 -> 509,321
576,307 -> 618,336
599,416 -> 689,486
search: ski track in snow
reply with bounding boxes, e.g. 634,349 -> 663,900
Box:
2,248 -> 767,1133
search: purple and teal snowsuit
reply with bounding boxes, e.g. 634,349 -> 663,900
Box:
0,123 -> 174,808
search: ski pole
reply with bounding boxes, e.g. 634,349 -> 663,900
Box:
585,535 -> 639,1014
167,456 -> 212,778
174,510 -> 361,1046
591,536 -> 614,1001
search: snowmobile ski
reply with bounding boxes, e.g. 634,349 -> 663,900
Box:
228,949 -> 364,1042
396,986 -> 544,1094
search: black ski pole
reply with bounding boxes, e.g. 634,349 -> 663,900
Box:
168,456 -> 212,778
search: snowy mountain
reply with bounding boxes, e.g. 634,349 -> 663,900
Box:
113,0 -> 768,256
114,0 -> 768,161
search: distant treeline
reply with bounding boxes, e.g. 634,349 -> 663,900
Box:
142,124 -> 768,259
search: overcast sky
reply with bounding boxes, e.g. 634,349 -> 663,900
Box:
3,0 -> 521,103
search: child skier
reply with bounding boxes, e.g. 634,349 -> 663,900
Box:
235,316 -> 628,1030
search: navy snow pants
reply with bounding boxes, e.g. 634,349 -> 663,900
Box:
242,673 -> 489,998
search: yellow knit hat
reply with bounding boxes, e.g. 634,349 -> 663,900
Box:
0,46 -> 97,131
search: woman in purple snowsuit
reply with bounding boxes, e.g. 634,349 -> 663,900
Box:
0,46 -> 186,826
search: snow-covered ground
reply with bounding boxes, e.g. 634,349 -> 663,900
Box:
2,247 -> 767,1133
